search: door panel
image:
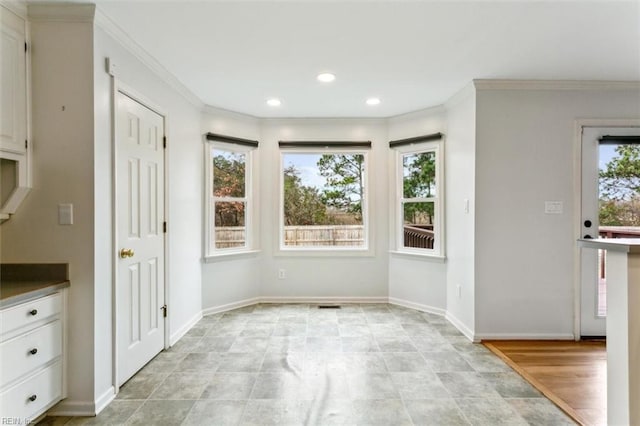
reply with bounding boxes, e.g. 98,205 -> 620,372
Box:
117,92 -> 165,386
580,126 -> 640,337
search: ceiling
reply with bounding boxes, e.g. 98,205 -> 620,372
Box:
93,0 -> 639,118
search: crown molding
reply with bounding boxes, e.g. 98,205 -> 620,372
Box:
473,79 -> 640,91
1,0 -> 27,18
28,3 -> 95,22
388,104 -> 446,123
260,117 -> 388,126
94,8 -> 204,110
203,104 -> 261,123
444,81 -> 476,110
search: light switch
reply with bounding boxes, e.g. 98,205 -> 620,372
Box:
58,203 -> 73,225
544,201 -> 563,214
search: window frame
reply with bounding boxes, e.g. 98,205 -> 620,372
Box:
204,140 -> 257,259
278,147 -> 371,255
394,140 -> 444,258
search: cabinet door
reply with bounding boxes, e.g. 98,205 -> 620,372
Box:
1,6 -> 27,154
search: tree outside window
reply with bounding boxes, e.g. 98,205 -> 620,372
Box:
397,143 -> 442,255
281,152 -> 367,249
599,144 -> 640,226
210,147 -> 250,251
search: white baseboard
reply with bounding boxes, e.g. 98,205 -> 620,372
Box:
94,386 -> 116,415
388,297 -> 446,316
259,296 -> 388,304
445,311 -> 477,342
170,311 -> 204,346
47,399 -> 97,417
475,333 -> 575,341
201,296 -> 388,317
201,297 -> 260,317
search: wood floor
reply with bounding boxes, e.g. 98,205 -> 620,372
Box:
484,340 -> 606,426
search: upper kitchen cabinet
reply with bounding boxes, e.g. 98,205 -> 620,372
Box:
1,4 -> 31,217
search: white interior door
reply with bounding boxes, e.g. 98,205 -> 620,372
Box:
580,126 -> 640,337
116,91 -> 165,386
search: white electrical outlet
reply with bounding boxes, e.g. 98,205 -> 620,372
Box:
278,269 -> 286,279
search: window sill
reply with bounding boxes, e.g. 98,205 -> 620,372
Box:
275,247 -> 375,258
204,249 -> 261,263
389,250 -> 446,263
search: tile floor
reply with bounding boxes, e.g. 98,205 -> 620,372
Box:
40,303 -> 575,425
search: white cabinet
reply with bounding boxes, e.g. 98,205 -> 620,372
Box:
0,4 -> 30,217
0,292 -> 66,422
1,5 -> 27,155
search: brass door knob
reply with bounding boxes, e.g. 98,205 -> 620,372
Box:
120,248 -> 134,258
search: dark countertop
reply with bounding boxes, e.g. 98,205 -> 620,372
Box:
1,264 -> 70,309
1,280 -> 70,309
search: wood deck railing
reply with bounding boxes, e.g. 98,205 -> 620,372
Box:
403,225 -> 434,249
598,226 -> 640,280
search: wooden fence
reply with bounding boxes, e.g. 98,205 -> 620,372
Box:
284,225 -> 364,246
214,226 -> 246,249
213,225 -> 365,248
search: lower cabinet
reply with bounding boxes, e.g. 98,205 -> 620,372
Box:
0,292 -> 65,421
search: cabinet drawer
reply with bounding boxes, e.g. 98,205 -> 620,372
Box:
1,320 -> 62,386
1,293 -> 61,336
0,360 -> 62,421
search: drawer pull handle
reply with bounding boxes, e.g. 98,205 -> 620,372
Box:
28,395 -> 37,402
29,348 -> 38,355
29,309 -> 38,316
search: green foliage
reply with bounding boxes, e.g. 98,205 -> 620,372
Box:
403,152 -> 436,225
403,152 -> 436,198
213,153 -> 245,198
599,145 -> 640,226
599,198 -> 640,226
599,145 -> 640,201
283,166 -> 329,226
213,152 -> 245,226
403,202 -> 434,226
317,154 -> 364,220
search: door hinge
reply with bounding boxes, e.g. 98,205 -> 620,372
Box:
161,304 -> 167,318
163,136 -> 166,149
25,140 -> 28,149
163,221 -> 167,233
24,42 -> 27,52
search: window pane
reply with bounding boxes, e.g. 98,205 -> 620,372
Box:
213,150 -> 245,197
402,201 -> 435,249
403,152 -> 436,198
214,201 -> 246,249
282,153 -> 365,248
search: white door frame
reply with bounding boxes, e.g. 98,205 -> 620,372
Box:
573,118 -> 640,340
111,78 -> 170,392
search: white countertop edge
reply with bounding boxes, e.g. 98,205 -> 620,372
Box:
578,238 -> 640,253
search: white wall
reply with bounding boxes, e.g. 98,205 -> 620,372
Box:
199,118 -> 391,309
93,22 -> 204,373
387,107 -> 448,312
444,85 -> 477,339
259,119 -> 389,301
201,108 -> 262,312
1,9 -> 97,411
474,85 -> 640,339
2,6 -> 206,413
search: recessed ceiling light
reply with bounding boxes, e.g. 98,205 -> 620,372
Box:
317,73 -> 336,83
366,97 -> 381,106
267,98 -> 281,107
